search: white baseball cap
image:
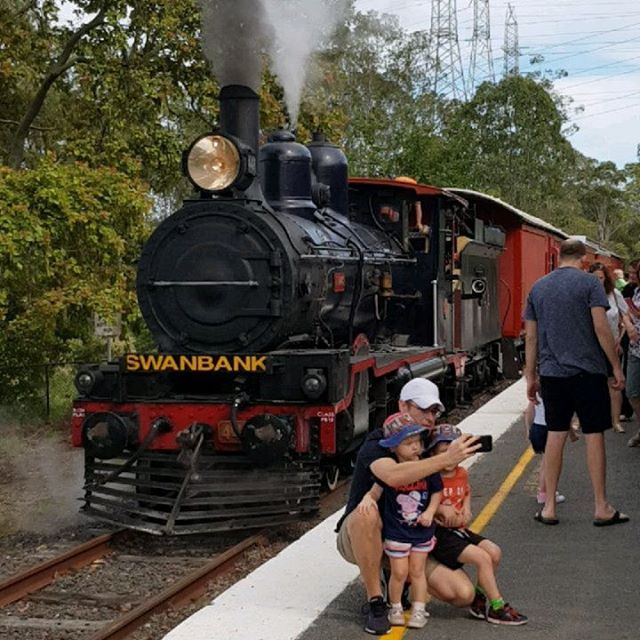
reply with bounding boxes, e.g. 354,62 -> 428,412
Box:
400,378 -> 445,412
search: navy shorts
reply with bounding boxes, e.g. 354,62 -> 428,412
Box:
540,373 -> 611,433
430,526 -> 486,570
529,423 -> 548,454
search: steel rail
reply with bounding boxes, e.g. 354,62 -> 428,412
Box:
0,530 -> 124,607
87,531 -> 268,640
0,477 -> 350,639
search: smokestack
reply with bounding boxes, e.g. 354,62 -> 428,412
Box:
219,85 -> 260,155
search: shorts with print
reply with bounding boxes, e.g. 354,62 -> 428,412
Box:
430,526 -> 486,570
540,373 -> 611,433
626,354 -> 640,399
384,537 -> 436,559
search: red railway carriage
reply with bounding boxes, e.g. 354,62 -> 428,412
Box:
448,190 -> 566,342
449,190 -> 623,361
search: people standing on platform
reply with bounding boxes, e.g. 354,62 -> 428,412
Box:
335,378 -> 480,635
525,394 -> 569,505
619,261 -> 639,423
428,425 -> 528,626
588,262 -> 637,433
524,238 -> 629,527
357,413 -> 442,629
614,268 -> 627,292
621,261 -> 640,448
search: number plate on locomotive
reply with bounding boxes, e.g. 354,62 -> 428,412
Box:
124,354 -> 269,373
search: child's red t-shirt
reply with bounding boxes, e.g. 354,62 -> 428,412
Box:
440,466 -> 470,512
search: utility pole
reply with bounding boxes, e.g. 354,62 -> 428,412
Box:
503,3 -> 520,77
469,0 -> 495,91
429,0 -> 467,100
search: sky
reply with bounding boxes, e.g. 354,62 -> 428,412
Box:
356,0 -> 640,168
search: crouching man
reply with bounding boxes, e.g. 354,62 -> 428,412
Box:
335,378 -> 480,634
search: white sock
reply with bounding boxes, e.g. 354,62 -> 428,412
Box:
390,602 -> 402,610
412,601 -> 426,611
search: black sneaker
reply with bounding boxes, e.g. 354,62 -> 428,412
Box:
486,603 -> 528,626
469,592 -> 487,619
363,596 -> 390,635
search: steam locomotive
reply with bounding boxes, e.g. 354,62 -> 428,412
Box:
71,85 -> 622,535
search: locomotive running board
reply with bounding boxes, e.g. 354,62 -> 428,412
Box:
81,451 -> 321,535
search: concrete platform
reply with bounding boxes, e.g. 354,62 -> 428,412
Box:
164,378 -> 640,640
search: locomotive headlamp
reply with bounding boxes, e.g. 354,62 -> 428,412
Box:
301,369 -> 327,400
186,134 -> 241,191
74,368 -> 102,395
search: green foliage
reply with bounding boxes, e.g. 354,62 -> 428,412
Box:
0,159 -> 151,403
1,0 -> 640,420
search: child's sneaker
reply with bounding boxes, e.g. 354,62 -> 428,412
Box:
388,605 -> 405,626
469,592 -> 487,619
486,603 -> 528,626
536,490 -> 565,505
407,607 -> 429,629
363,596 -> 390,635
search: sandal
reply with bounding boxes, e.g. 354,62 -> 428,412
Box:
593,510 -> 630,527
534,511 -> 559,525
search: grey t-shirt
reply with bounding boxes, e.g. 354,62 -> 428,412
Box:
524,267 -> 609,377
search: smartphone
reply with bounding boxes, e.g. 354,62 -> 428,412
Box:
477,434 -> 493,452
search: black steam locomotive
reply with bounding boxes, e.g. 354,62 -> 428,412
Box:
72,85 -> 506,534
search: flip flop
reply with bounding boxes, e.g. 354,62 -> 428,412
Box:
534,511 -> 559,525
593,510 -> 630,527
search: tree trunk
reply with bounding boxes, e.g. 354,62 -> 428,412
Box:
7,7 -> 106,169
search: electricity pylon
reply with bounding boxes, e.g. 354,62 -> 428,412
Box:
429,0 -> 467,100
469,0 -> 495,91
503,3 -> 520,77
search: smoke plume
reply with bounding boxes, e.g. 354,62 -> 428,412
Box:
198,0 -> 349,125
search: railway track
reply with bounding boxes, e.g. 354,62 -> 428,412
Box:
0,480 -> 350,640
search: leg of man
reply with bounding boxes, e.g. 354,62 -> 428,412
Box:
584,432 -> 616,520
344,509 -> 384,599
541,431 -> 568,520
539,375 -> 574,521
425,557 -> 475,607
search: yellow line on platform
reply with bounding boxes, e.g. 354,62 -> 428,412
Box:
387,445 -> 536,639
470,446 -> 535,534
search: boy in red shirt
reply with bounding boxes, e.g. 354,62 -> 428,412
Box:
428,425 -> 528,626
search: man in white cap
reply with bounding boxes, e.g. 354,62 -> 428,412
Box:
336,377 -> 480,635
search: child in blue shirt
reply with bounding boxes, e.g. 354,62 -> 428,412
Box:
358,413 -> 442,629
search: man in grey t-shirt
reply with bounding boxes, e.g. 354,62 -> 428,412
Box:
523,238 -> 628,527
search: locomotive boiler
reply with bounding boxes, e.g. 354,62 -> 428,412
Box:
72,85 -> 508,535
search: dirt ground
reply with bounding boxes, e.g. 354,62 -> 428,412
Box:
0,414 -> 85,538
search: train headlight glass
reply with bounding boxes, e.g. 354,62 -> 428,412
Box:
301,370 -> 327,400
75,370 -> 95,395
187,134 -> 240,191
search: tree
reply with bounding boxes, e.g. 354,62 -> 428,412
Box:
435,76 -> 577,220
575,158 -> 627,244
0,160 -> 150,401
1,1 -> 108,169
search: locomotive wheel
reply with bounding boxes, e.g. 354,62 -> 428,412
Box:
323,465 -> 340,491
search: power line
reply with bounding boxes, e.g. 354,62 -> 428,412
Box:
573,100 -> 640,121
